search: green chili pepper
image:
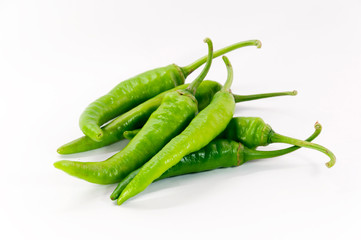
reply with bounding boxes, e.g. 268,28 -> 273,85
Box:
54,38 -> 215,184
111,122 -> 321,201
124,117 -> 335,168
117,55 -> 237,205
58,84 -> 297,154
222,117 -> 336,168
79,39 -> 261,141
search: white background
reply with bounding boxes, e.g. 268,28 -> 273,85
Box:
1,0 -> 360,239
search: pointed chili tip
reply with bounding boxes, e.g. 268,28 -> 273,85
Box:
53,161 -> 63,169
117,197 -> 125,205
255,40 -> 262,48
96,131 -> 104,141
54,160 -> 74,172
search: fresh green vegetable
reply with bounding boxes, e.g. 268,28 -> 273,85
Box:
54,38 -> 214,184
79,40 -> 261,141
117,55 -> 237,205
59,82 -> 296,154
222,117 -> 336,167
111,122 -> 321,200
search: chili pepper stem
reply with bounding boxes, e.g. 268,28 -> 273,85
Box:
186,38 -> 213,95
233,90 -> 297,102
244,122 -> 322,161
116,53 -> 236,205
221,56 -> 233,91
111,123 -> 322,201
269,123 -> 335,168
181,40 -> 262,76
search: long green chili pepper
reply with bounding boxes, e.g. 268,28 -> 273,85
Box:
79,39 -> 261,141
117,55 -> 237,205
124,117 -> 334,168
111,122 -> 321,201
222,117 -> 336,168
54,38 -> 215,184
58,84 -> 296,154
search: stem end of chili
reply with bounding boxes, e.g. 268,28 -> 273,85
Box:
325,154 -> 336,168
314,121 -> 321,130
255,40 -> 262,48
221,55 -> 234,91
203,37 -> 211,44
186,38 -> 213,94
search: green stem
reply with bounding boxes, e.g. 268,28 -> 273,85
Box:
186,38 -> 213,95
269,124 -> 336,168
245,122 -> 321,161
112,123 -> 322,201
182,39 -> 261,76
221,56 -> 233,91
234,90 -> 297,102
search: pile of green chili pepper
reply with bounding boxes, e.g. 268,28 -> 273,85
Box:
55,38 -> 336,205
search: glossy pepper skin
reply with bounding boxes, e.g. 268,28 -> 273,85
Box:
79,40 -> 261,141
58,81 -> 296,154
54,92 -> 198,184
111,123 -> 321,200
54,38 -> 214,184
221,117 -> 272,149
124,116 -> 335,168
57,81 -> 219,154
117,55 -> 236,205
79,65 -> 184,142
222,117 -> 336,168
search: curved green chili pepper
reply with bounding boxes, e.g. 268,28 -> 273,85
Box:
222,117 -> 336,168
58,83 -> 192,155
54,38 -> 215,184
111,122 -> 321,201
58,85 -> 297,154
117,55 -> 237,205
79,39 -> 261,141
